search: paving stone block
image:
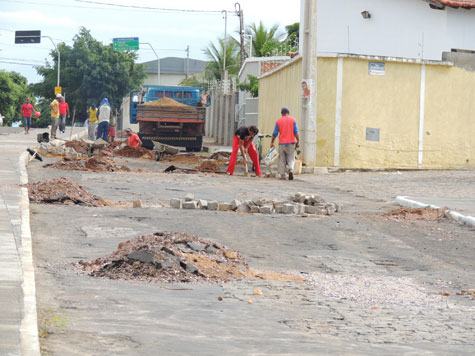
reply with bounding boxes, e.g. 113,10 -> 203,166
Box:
218,203 -> 232,211
182,201 -> 198,209
259,205 -> 273,214
304,205 -> 317,214
184,193 -> 194,202
282,203 -> 297,214
237,204 -> 250,212
231,199 -> 242,210
250,206 -> 259,213
208,200 -> 219,210
180,261 -> 198,274
187,242 -> 205,251
170,198 -> 182,209
132,200 -> 143,208
198,199 -> 208,209
275,205 -> 283,213
154,261 -> 174,269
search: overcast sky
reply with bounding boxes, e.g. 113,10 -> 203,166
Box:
0,0 -> 301,84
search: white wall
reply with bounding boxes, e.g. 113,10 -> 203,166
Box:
143,74 -> 188,86
316,0 -> 475,60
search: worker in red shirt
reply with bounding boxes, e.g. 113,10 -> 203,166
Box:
270,107 -> 299,180
226,125 -> 262,176
125,128 -> 142,147
58,96 -> 70,133
20,97 -> 35,134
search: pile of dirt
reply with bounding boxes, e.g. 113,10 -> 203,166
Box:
114,146 -> 154,159
162,153 -> 201,165
195,160 -> 222,172
142,97 -> 191,108
65,140 -> 88,155
79,232 -> 249,283
382,207 -> 449,222
44,157 -> 131,172
26,177 -> 108,207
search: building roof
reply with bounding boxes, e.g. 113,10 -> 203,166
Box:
142,57 -> 207,75
429,0 -> 475,8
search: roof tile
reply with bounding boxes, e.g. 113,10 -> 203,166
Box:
431,0 -> 475,8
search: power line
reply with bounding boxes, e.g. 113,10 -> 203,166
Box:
0,60 -> 42,66
0,56 -> 44,64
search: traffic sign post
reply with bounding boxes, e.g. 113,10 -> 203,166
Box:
113,37 -> 139,51
15,30 -> 41,44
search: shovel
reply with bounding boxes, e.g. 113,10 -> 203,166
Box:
244,157 -> 249,176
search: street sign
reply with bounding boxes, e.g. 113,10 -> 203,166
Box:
55,86 -> 62,95
15,30 -> 41,44
113,37 -> 139,51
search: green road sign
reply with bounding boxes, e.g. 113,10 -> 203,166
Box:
113,37 -> 139,51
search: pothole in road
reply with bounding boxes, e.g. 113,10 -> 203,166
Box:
77,231 -> 305,284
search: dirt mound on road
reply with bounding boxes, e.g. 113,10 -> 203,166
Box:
195,160 -> 222,172
210,151 -> 230,160
79,232 -> 249,283
26,177 -> 108,207
383,207 -> 449,222
114,146 -> 153,159
44,157 -> 131,172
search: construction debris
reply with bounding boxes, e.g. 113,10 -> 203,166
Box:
43,157 -> 131,172
26,177 -> 108,207
383,208 -> 449,222
114,146 -> 154,159
78,232 -> 249,283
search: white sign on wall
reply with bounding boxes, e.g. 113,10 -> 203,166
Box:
369,62 -> 385,76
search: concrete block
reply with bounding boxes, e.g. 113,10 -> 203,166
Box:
208,200 -> 219,210
259,205 -> 273,214
275,205 -> 283,214
282,203 -> 297,214
325,203 -> 336,215
183,201 -> 198,209
250,206 -> 259,213
184,193 -> 194,202
198,199 -> 208,209
170,198 -> 182,209
132,200 -> 143,208
272,201 -> 284,209
231,199 -> 242,210
335,203 -> 342,212
304,205 -> 317,214
154,261 -> 174,269
218,203 -> 232,211
297,203 -> 306,214
237,204 -> 250,212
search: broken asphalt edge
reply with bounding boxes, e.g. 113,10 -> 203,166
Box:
395,196 -> 475,228
17,129 -> 86,356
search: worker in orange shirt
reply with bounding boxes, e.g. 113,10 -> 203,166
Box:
125,128 -> 142,147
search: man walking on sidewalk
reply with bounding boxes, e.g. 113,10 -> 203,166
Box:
270,107 -> 299,180
50,94 -> 61,139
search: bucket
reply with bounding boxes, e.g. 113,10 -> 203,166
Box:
37,132 -> 49,143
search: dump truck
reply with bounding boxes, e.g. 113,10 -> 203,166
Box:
128,85 -> 209,152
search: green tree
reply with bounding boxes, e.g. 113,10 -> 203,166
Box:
285,22 -> 300,52
245,21 -> 284,57
0,71 -> 34,126
32,27 -> 146,122
202,37 -> 240,80
237,74 -> 259,97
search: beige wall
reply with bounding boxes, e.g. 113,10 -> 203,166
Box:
259,55 -> 475,169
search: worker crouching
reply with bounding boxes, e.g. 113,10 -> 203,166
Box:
226,125 -> 262,176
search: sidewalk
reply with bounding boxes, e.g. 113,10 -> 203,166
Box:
0,127 -> 86,356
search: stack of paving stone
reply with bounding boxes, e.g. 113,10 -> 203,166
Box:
170,192 -> 341,216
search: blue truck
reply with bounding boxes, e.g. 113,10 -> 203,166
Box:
129,85 -> 209,152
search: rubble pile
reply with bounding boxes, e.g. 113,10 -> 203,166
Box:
38,141 -> 79,156
114,145 -> 154,159
383,208 -> 449,222
43,157 -> 131,172
195,160 -> 222,172
78,232 -> 250,283
26,177 -> 108,207
170,192 -> 341,216
210,151 -> 230,160
162,153 -> 201,164
65,140 -> 88,155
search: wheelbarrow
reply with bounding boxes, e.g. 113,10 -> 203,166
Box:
152,140 -> 180,161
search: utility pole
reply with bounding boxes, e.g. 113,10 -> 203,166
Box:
301,0 -> 318,167
186,45 -> 190,79
235,3 -> 244,67
221,10 -> 228,82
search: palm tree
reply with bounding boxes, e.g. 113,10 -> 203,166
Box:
245,21 -> 284,57
203,38 -> 240,80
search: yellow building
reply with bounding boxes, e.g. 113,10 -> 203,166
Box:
258,54 -> 475,169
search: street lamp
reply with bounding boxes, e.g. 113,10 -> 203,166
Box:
244,34 -> 253,57
141,42 -> 160,85
42,35 -> 60,87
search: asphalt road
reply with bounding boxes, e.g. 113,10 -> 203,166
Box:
28,156 -> 475,355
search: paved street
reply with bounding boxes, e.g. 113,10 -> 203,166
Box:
24,149 -> 475,355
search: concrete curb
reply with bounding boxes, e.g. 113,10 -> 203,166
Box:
395,196 -> 475,228
18,152 -> 41,356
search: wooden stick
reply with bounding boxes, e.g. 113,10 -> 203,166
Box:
69,108 -> 76,141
